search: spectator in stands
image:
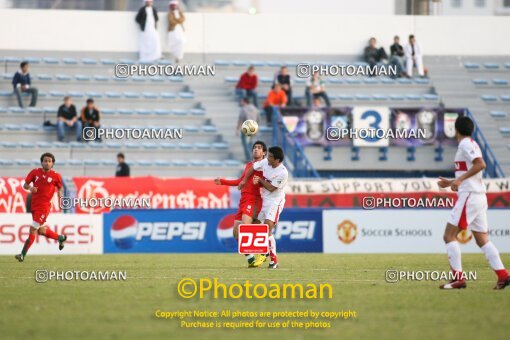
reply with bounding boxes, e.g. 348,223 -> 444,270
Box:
12,61 -> 38,108
364,37 -> 388,76
390,35 -> 407,78
263,84 -> 287,125
311,97 -> 324,109
236,66 -> 259,108
404,34 -> 424,78
237,97 -> 260,160
136,0 -> 162,62
57,96 -> 82,142
305,72 -> 331,107
167,0 -> 186,63
273,66 -> 292,105
116,153 -> 130,177
81,98 -> 101,142
236,97 -> 259,136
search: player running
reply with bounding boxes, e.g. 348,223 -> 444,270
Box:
15,153 -> 67,262
239,146 -> 288,269
214,141 -> 266,267
438,116 -> 509,289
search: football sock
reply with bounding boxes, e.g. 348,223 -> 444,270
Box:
44,228 -> 59,240
21,234 -> 36,256
481,241 -> 508,281
446,241 -> 462,280
269,235 -> 277,263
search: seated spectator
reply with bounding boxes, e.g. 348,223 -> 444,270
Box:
57,96 -> 82,142
12,61 -> 38,108
81,98 -> 102,142
235,66 -> 258,108
305,72 -> 331,107
273,66 -> 292,105
364,37 -> 388,76
263,83 -> 287,125
115,153 -> 130,177
404,34 -> 424,78
390,35 -> 407,78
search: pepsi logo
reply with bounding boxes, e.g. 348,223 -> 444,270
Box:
217,213 -> 237,251
111,215 -> 138,249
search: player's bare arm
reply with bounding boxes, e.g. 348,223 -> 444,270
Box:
450,158 -> 486,191
23,182 -> 37,193
238,165 -> 254,190
253,175 -> 277,192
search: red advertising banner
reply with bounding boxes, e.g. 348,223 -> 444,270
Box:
73,177 -> 230,213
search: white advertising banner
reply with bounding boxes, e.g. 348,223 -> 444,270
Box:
323,209 -> 510,253
0,213 -> 103,255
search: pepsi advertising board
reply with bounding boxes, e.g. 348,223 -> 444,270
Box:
103,209 -> 323,253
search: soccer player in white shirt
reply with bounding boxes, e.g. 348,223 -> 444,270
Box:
437,116 -> 509,289
239,146 -> 288,269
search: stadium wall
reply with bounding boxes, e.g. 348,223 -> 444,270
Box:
1,9 -> 509,55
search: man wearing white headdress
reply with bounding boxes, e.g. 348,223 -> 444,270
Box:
135,0 -> 162,62
167,0 -> 186,63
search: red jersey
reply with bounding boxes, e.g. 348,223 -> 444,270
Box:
24,168 -> 63,211
220,161 -> 263,197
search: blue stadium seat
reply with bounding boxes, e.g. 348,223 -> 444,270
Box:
214,60 -> 231,66
249,61 -> 266,67
53,142 -> 69,149
37,74 -> 53,81
224,77 -> 238,83
86,91 -> 103,98
101,108 -> 115,115
207,160 -> 223,167
84,159 -> 100,166
113,77 -> 128,82
68,159 -> 84,166
484,63 -> 499,69
100,59 -> 116,65
43,57 -> 59,64
101,160 -> 117,166
10,107 -> 26,113
106,92 -> 122,98
161,143 -> 177,149
178,143 -> 194,149
267,61 -> 283,67
464,62 -> 480,69
150,76 -> 165,82
88,143 -> 104,149
363,78 -> 379,84
381,78 -> 396,84
499,127 -> 510,135
157,59 -> 172,65
355,94 -> 371,100
472,79 -> 488,85
190,109 -> 206,116
373,94 -> 389,100
327,78 -> 342,84
20,142 -> 35,148
68,91 -> 84,98
123,91 -> 140,99
173,109 -> 188,116
481,95 -> 497,101
81,58 -> 98,65
196,143 -> 212,150
62,58 -> 78,65
390,94 -> 405,100
490,111 -> 507,118
406,94 -> 422,100
94,75 -> 109,81
232,60 -> 249,67
161,92 -> 177,99
169,76 -> 183,82
28,107 -> 43,113
155,160 -> 172,166
179,92 -> 194,99
22,124 -> 40,131
142,92 -> 158,99
414,78 -> 429,84
132,76 -> 146,82
125,142 -> 140,149
398,78 -> 413,84
0,160 -> 15,166
259,77 -> 273,84
142,143 -> 159,149
190,160 -> 207,166
36,141 -> 52,148
284,61 -> 299,67
5,124 -> 21,131
505,63 -> 510,69
118,109 -> 134,115
202,125 -> 217,133
423,94 -> 439,101
259,126 -> 272,133
501,95 -> 510,102
50,91 -> 65,97
154,109 -> 172,115
346,78 -> 362,84
172,160 -> 189,166
1,141 -> 17,148
0,90 -> 12,96
0,107 -> 7,113
75,74 -> 91,81
225,160 -> 242,167
118,59 -> 135,65
105,143 -> 122,149
184,126 -> 200,133
212,142 -> 229,150
70,141 -> 86,148
136,109 -> 153,115
493,79 -> 508,85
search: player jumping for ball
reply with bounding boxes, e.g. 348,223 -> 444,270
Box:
437,116 -> 509,289
239,146 -> 288,269
215,141 -> 266,267
15,153 -> 67,262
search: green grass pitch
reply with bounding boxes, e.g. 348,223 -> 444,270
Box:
1,254 -> 509,340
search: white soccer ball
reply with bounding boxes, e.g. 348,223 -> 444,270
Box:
241,120 -> 259,136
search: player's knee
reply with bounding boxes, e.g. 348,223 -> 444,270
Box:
443,232 -> 455,243
37,227 -> 46,235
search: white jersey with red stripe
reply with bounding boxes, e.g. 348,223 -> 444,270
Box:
253,158 -> 288,203
454,137 -> 485,194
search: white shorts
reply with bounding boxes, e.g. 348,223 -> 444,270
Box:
258,199 -> 285,224
447,192 -> 488,233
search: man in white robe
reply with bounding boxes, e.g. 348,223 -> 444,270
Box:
135,0 -> 162,62
167,0 -> 186,63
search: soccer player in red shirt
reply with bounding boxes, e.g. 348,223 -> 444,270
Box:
214,141 -> 266,267
15,153 -> 67,262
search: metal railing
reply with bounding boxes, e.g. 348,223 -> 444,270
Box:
465,109 -> 505,178
271,107 -> 320,178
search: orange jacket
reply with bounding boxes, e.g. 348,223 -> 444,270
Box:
264,89 -> 287,108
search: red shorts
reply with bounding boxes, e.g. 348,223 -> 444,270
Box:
31,207 -> 51,227
235,194 -> 262,221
